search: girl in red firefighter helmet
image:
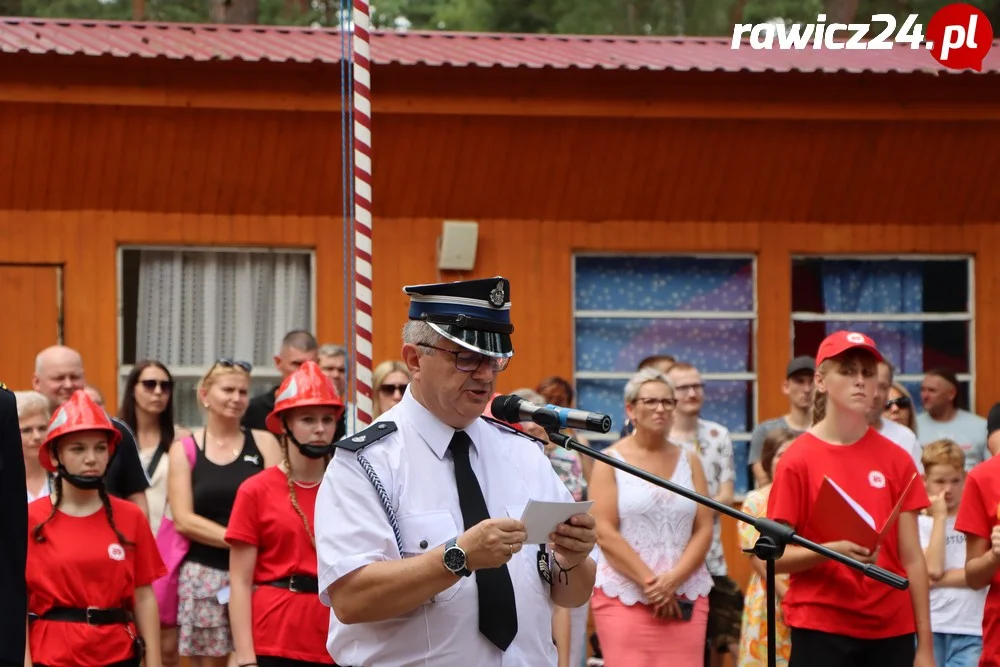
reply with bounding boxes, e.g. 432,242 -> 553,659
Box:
25,389 -> 166,667
226,361 -> 345,667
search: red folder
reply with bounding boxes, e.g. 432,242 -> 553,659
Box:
808,472 -> 918,552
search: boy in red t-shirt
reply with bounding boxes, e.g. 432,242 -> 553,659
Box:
954,448 -> 1000,666
767,331 -> 933,667
226,361 -> 344,667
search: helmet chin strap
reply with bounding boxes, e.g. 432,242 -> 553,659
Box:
55,463 -> 104,490
283,419 -> 334,459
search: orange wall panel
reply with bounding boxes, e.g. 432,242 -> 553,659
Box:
0,264 -> 61,387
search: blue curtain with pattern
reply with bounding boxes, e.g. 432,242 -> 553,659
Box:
821,261 -> 924,373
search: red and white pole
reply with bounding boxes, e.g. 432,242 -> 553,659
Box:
351,0 -> 374,426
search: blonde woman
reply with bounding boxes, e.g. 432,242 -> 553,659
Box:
167,359 -> 281,667
372,359 -> 410,418
15,391 -> 51,502
884,382 -> 918,435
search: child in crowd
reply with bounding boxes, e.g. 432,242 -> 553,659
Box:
918,439 -> 985,667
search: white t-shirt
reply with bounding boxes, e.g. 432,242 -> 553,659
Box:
878,419 -> 925,473
917,514 -> 986,636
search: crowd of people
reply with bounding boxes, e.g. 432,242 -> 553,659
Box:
1,274 -> 1000,667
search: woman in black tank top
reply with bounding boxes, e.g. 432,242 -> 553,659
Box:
166,360 -> 280,667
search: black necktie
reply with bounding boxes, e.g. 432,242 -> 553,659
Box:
449,430 -> 518,651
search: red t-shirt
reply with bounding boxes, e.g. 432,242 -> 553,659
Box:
225,466 -> 334,664
954,455 -> 1000,666
767,428 -> 929,639
27,495 -> 166,667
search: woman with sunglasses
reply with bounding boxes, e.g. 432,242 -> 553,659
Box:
118,360 -> 191,667
371,360 -> 410,419
168,359 -> 281,667
884,384 -> 918,435
227,361 -> 344,667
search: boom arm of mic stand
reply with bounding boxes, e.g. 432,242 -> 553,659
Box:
545,430 -> 909,591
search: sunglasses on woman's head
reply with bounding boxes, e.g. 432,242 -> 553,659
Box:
139,379 -> 173,393
379,383 -> 408,396
886,396 -> 911,410
215,358 -> 253,373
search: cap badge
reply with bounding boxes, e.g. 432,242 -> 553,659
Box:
846,332 -> 866,344
489,280 -> 506,308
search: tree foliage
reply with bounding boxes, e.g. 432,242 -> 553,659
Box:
5,0 -> 998,36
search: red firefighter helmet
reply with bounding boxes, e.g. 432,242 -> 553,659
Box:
265,361 -> 345,434
40,389 -> 121,473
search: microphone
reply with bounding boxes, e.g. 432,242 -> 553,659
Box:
490,394 -> 612,434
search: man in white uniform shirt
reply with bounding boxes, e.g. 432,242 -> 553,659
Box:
315,276 -> 598,667
870,361 -> 924,472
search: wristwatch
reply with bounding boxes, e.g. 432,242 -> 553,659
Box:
443,537 -> 472,577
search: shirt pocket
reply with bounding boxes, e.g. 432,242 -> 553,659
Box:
398,510 -> 463,602
506,504 -> 548,597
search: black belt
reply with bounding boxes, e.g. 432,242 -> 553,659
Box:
29,607 -> 132,626
261,574 -> 319,594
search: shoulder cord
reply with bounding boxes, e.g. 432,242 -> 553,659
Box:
355,451 -> 403,556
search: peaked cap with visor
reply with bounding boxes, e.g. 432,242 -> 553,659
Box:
403,276 -> 514,358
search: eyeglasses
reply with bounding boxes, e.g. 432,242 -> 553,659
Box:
635,397 -> 678,410
215,358 -> 253,373
674,383 -> 705,394
139,379 -> 173,393
379,383 -> 408,396
417,344 -> 509,373
885,396 -> 911,410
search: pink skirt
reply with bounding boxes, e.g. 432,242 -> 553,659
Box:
592,588 -> 708,667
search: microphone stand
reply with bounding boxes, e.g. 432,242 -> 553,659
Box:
545,430 -> 909,667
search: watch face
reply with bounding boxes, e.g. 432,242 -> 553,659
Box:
444,546 -> 466,573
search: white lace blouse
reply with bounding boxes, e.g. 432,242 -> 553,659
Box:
594,448 -> 714,605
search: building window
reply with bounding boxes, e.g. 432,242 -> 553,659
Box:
118,247 -> 314,427
791,256 -> 974,410
573,255 -> 757,493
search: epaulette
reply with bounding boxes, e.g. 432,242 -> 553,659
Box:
481,415 -> 547,448
0,381 -> 7,391
335,420 -> 397,453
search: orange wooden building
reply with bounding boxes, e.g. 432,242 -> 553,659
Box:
2,19 -> 1000,593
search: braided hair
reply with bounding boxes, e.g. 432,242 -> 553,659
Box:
99,484 -> 133,548
32,475 -> 63,543
280,437 -> 329,547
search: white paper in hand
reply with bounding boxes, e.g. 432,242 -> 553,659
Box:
216,585 -> 231,605
519,499 -> 594,544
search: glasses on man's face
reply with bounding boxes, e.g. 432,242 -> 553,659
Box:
417,344 -> 510,373
140,379 -> 173,393
215,358 -> 253,373
674,383 -> 705,395
886,396 -> 911,410
635,397 -> 678,411
379,383 -> 408,396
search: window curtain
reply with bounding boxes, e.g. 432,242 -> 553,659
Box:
821,261 -> 923,372
135,250 -> 312,426
136,250 -> 311,366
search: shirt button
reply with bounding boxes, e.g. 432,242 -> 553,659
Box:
419,540 -> 428,549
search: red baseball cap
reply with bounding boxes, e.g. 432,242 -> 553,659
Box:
815,330 -> 883,367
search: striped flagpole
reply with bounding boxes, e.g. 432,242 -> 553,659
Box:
351,0 -> 374,426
